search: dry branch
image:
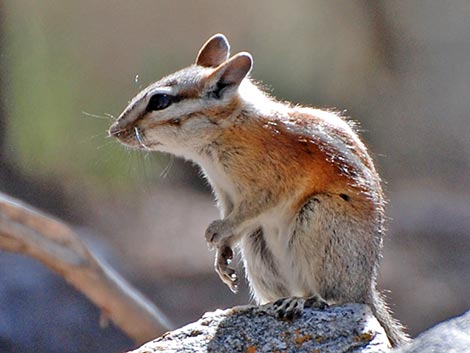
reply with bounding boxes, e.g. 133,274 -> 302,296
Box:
0,191 -> 172,344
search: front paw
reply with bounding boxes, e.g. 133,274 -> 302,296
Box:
215,245 -> 239,293
205,219 -> 234,249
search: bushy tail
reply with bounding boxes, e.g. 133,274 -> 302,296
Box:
369,291 -> 411,347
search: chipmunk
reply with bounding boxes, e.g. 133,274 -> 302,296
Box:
108,34 -> 409,347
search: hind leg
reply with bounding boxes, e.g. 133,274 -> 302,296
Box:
289,193 -> 380,303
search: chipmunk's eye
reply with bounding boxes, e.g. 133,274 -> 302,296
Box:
146,93 -> 172,112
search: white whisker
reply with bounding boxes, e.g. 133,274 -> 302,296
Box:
134,127 -> 151,151
96,139 -> 116,150
82,111 -> 114,121
160,155 -> 175,178
79,132 -> 107,144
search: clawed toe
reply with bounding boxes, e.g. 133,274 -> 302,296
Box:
271,297 -> 304,320
304,295 -> 329,310
215,245 -> 239,293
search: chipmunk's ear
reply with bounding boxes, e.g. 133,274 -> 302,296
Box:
207,52 -> 253,98
196,34 -> 230,68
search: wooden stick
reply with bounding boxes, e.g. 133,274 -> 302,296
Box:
0,192 -> 173,344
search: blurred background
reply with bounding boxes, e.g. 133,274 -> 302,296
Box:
0,1 -> 469,352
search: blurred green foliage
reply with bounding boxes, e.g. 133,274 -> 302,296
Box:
2,1 -> 169,188
4,3 -> 109,183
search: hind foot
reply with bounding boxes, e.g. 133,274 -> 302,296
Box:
263,295 -> 329,320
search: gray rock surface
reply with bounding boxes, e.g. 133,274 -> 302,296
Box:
130,303 -> 391,353
395,310 -> 470,353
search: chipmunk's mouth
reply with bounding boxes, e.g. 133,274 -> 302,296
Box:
108,123 -> 160,150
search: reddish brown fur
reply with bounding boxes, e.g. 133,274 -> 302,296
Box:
213,103 -> 377,217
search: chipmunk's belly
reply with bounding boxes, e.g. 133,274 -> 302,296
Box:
263,217 -> 317,295
241,206 -> 320,303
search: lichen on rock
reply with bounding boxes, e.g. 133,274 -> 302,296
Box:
129,303 -> 391,353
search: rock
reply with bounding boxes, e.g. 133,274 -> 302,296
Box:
129,303 -> 391,353
394,310 -> 470,353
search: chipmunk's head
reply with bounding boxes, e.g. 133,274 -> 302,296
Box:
108,34 -> 252,156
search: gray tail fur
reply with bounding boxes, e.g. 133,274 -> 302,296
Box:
369,291 -> 411,347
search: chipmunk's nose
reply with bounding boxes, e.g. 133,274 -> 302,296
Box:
108,122 -> 122,137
